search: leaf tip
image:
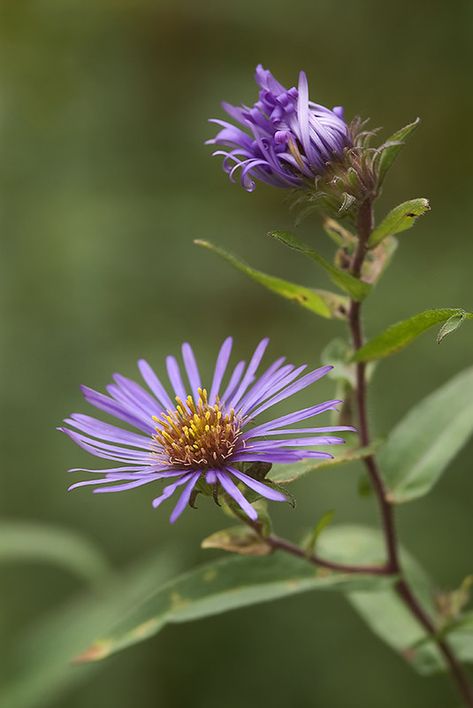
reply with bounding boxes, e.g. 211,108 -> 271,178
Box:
73,640 -> 111,664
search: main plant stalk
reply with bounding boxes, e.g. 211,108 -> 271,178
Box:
350,199 -> 473,707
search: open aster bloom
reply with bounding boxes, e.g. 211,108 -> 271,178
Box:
207,65 -> 351,192
61,338 -> 353,523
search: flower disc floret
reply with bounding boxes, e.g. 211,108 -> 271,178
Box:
153,389 -> 241,468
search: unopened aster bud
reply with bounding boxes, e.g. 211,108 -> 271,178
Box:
207,65 -> 351,193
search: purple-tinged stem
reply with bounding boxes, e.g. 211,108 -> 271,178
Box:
350,198 -> 473,707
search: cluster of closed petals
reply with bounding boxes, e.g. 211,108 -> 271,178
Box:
207,65 -> 350,192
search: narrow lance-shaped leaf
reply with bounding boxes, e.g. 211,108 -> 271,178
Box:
79,550 -> 393,663
379,365 -> 473,503
368,198 -> 430,248
269,230 -> 371,301
352,308 -> 473,363
0,549 -> 179,708
376,117 -> 421,185
194,240 -> 348,319
0,521 -> 111,587
317,525 -> 446,675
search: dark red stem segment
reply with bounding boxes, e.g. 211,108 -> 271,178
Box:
350,199 -> 473,707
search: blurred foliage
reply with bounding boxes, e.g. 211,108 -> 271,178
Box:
1,0 -> 472,707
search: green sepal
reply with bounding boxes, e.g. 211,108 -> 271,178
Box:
195,240 -> 349,319
269,230 -> 371,301
375,117 -> 421,186
368,198 -> 430,248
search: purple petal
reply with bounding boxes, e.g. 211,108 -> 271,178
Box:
169,472 -> 200,523
228,467 -> 286,502
209,337 -> 233,404
166,356 -> 187,400
297,70 -> 316,164
221,360 -> 246,403
244,401 -> 342,438
81,386 -> 154,434
138,359 -> 174,411
93,474 -> 172,494
112,374 -> 161,419
231,450 -> 332,463
106,383 -> 155,427
61,428 -> 153,464
217,471 -> 257,521
181,343 -> 202,400
243,436 -> 346,449
226,338 -> 269,409
248,425 -> 356,436
65,414 -> 150,449
152,473 -> 192,509
240,364 -> 306,417
206,469 -> 218,484
236,357 -> 287,415
247,365 -> 333,420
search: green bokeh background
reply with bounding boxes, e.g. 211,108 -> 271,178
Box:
1,1 -> 472,706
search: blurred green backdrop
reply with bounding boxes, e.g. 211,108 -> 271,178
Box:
1,0 -> 472,706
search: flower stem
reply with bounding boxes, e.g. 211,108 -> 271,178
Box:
265,529 -> 391,575
349,198 -> 473,707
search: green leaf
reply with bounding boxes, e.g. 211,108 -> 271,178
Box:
0,521 -> 111,587
379,366 -> 473,503
268,442 -> 380,484
352,308 -> 473,363
80,551 -> 393,663
0,549 -> 179,708
318,524 -> 444,674
201,526 -> 271,557
269,230 -> 371,301
194,240 -> 348,319
376,117 -> 421,185
368,198 -> 430,247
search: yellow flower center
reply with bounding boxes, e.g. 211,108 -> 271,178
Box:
152,388 -> 241,468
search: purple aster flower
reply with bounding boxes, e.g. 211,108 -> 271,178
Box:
207,65 -> 351,192
60,338 -> 353,523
